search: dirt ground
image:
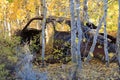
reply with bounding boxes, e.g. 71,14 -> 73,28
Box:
39,58 -> 120,80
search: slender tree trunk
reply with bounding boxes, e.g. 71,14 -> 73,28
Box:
3,20 -> 7,38
83,0 -> 89,22
69,0 -> 77,63
37,7 -> 41,30
103,0 -> 109,66
7,21 -> 11,37
3,20 -> 11,38
116,0 -> 120,72
69,1 -> 82,79
41,0 -> 47,67
86,15 -> 105,61
3,10 -> 7,38
75,0 -> 82,69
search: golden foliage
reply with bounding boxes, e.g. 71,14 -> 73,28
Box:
16,9 -> 26,20
0,0 -> 118,36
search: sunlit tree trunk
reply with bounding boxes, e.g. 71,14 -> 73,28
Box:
103,0 -> 109,66
69,0 -> 77,63
7,21 -> 11,37
3,19 -> 11,38
3,19 -> 7,38
116,0 -> 120,72
75,0 -> 82,69
3,9 -> 8,38
41,0 -> 47,67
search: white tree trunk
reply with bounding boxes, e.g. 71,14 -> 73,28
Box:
3,20 -> 7,38
70,0 -> 77,63
41,0 -> 47,66
75,0 -> 82,69
103,0 -> 109,66
116,0 -> 120,72
86,15 -> 105,61
7,21 -> 11,37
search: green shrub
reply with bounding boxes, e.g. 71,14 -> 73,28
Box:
45,40 -> 71,63
0,35 -> 20,80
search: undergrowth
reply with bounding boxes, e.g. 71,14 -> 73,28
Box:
0,35 -> 20,80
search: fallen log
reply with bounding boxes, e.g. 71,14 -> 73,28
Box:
16,16 -> 117,62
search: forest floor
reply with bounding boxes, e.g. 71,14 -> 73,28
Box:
39,58 -> 120,80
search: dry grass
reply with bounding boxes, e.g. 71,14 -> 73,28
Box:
39,58 -> 120,80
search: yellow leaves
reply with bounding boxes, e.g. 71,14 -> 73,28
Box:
47,0 -> 69,17
16,9 -> 26,20
48,0 -> 56,10
0,0 -> 8,9
106,2 -> 118,35
98,45 -> 102,48
12,0 -> 19,9
90,52 -> 94,57
113,4 -> 118,11
26,4 -> 35,13
0,0 -> 8,4
0,12 -> 3,19
9,14 -> 16,21
8,0 -> 20,20
7,0 -> 36,20
59,12 -> 64,16
107,21 -> 112,25
9,2 -> 14,8
108,53 -> 115,59
26,0 -> 35,13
